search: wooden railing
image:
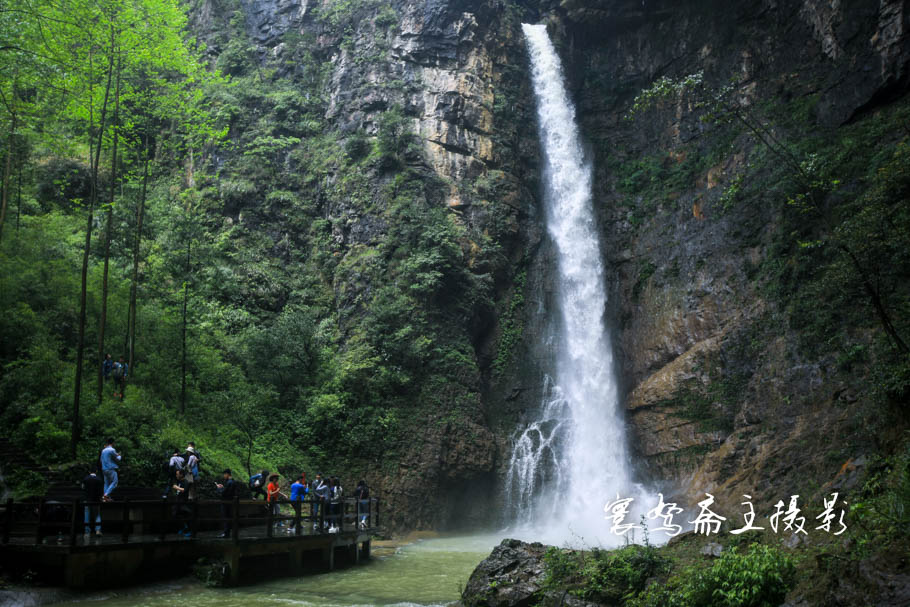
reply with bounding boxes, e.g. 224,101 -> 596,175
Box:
0,496 -> 380,547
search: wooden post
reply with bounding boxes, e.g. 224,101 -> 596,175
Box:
289,548 -> 303,574
121,499 -> 130,543
3,498 -> 13,544
227,549 -> 240,585
322,544 -> 334,570
266,499 -> 274,538
231,495 -> 239,544
375,497 -> 380,528
367,496 -> 371,529
159,497 -> 167,541
191,500 -> 199,539
319,497 -> 325,533
363,539 -> 371,560
294,500 -> 301,536
34,499 -> 45,545
69,500 -> 80,546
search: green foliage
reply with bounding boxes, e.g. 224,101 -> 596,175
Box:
542,544 -> 669,604
541,547 -> 580,586
628,72 -> 706,118
375,106 -> 415,171
344,131 -> 371,162
374,5 -> 398,29
626,544 -> 795,607
0,0 -> 503,505
682,544 -> 795,607
492,270 -> 526,377
764,125 -> 910,391
632,260 -> 656,300
2,466 -> 49,500
849,439 -> 910,554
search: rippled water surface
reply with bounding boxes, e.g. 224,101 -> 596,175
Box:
45,535 -> 499,607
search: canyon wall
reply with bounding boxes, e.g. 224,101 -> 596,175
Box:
191,0 -> 910,526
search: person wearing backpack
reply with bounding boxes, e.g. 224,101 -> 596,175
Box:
310,473 -> 327,527
102,354 -> 113,382
112,357 -> 128,399
354,479 -> 370,529
183,444 -> 200,500
161,449 -> 184,498
249,469 -> 269,500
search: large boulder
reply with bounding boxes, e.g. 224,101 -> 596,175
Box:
461,539 -> 598,607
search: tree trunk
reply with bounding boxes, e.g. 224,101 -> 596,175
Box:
15,159 -> 21,234
0,112 -> 17,245
128,138 -> 150,374
180,240 -> 190,415
246,437 -> 253,479
97,58 -> 121,405
72,38 -> 115,461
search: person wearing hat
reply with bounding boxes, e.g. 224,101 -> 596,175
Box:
183,443 -> 200,500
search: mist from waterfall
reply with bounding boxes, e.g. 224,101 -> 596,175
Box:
504,23 -> 649,547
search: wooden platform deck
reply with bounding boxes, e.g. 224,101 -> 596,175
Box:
0,496 -> 380,588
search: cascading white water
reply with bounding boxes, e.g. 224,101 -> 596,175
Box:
504,23 -> 647,547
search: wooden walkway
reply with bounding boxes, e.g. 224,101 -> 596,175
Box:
0,496 -> 380,587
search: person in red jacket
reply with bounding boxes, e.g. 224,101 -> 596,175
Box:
266,474 -> 287,530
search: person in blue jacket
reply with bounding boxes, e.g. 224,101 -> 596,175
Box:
100,438 -> 121,501
288,474 -> 308,534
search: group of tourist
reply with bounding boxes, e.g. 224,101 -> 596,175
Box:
81,438 -> 371,539
163,443 -> 202,501
248,470 -> 371,534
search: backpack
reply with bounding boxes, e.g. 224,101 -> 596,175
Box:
359,484 -> 369,499
249,473 -> 262,490
166,454 -> 183,475
112,364 -> 124,379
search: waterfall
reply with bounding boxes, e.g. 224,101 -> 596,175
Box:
504,24 -> 647,547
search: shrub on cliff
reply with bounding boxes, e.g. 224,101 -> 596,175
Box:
684,544 -> 795,607
631,543 -> 795,607
542,544 -> 668,603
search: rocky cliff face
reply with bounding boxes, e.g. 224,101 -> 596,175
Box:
191,0 -> 545,530
190,0 -> 910,528
561,0 -> 910,512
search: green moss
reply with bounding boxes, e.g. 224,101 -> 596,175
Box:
492,270 -> 527,378
632,260 -> 656,301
